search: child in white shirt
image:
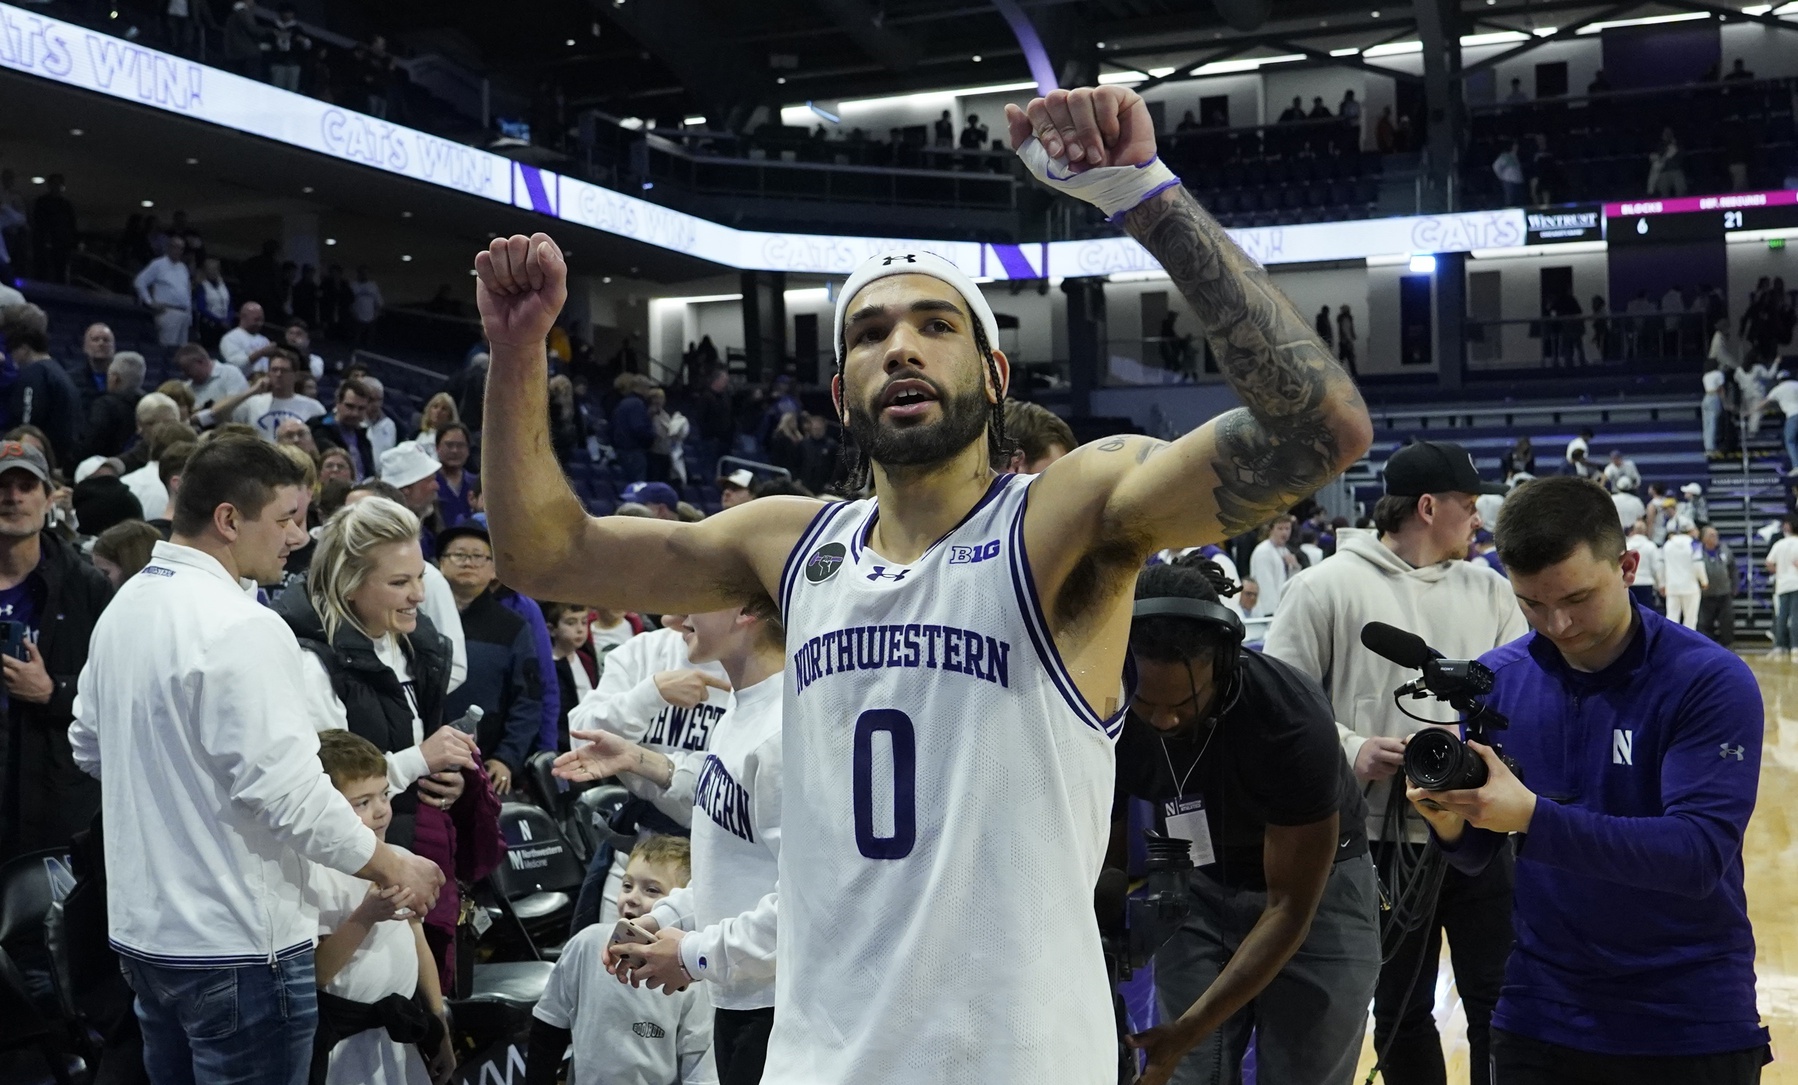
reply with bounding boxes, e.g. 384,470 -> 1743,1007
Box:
310,730 -> 456,1085
527,836 -> 716,1085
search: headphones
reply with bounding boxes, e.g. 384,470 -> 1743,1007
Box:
1131,596 -> 1245,647
1130,595 -> 1246,733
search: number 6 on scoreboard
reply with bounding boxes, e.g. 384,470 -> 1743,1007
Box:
852,709 -> 917,859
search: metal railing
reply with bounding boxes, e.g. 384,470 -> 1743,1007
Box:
1464,313 -> 1718,372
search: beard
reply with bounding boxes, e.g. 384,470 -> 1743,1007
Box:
845,376 -> 990,471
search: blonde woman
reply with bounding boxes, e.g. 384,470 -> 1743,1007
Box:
274,496 -> 492,989
414,392 -> 459,446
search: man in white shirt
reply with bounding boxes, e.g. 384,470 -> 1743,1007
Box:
1659,519 -> 1707,627
555,601 -> 784,1085
1600,450 -> 1639,494
229,348 -> 324,440
1766,517 -> 1798,658
565,617 -> 731,929
1248,514 -> 1298,617
1564,426 -> 1592,466
1611,475 -> 1645,528
133,236 -> 193,348
1754,372 -> 1798,476
1625,517 -> 1662,613
219,302 -> 281,372
177,342 -> 249,410
69,434 -> 443,1085
362,375 -> 399,460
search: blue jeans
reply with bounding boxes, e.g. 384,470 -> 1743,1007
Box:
1703,394 -> 1721,453
1784,413 -> 1798,472
1777,593 -> 1798,650
121,953 -> 317,1085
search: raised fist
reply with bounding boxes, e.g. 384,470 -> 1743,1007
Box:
474,233 -> 569,351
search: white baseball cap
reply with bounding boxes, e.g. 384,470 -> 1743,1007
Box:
1681,482 -> 1703,496
380,442 -> 441,489
831,248 -> 1001,370
720,469 -> 755,490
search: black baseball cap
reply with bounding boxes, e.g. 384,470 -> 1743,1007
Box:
1383,441 -> 1507,497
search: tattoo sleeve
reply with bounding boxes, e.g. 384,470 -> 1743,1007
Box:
1123,186 -> 1367,535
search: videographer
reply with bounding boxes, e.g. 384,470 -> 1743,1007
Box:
1116,558 -> 1380,1085
1409,475 -> 1769,1084
1262,440 -> 1526,1085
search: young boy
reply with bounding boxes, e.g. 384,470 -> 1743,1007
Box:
310,729 -> 457,1085
526,836 -> 716,1085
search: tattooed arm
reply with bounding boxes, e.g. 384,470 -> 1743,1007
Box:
1007,87 -> 1372,564
1112,184 -> 1372,537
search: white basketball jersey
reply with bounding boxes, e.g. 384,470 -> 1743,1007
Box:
763,473 -> 1127,1085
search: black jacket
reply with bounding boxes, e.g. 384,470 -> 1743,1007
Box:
78,389 -> 141,461
0,531 -> 113,861
310,416 -> 376,480
443,588 -> 541,772
10,359 -> 80,469
275,585 -> 452,850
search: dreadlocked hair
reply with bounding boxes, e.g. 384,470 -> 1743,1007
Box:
1168,551 -> 1242,599
833,316 -> 1016,496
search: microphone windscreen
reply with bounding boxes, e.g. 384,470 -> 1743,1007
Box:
1360,621 -> 1434,669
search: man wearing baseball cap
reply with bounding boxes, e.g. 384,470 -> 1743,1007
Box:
0,440 -> 113,861
380,442 -> 445,558
620,481 -> 680,520
718,469 -> 755,510
1264,439 -> 1528,1085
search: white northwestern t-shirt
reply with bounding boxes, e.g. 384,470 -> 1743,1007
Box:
1769,536 -> 1798,596
235,392 -> 326,441
533,924 -> 716,1085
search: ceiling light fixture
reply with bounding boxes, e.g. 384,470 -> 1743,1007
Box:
971,54 -> 982,62
185,157 -> 199,165
70,128 -> 83,136
302,185 -> 314,193
565,38 -> 576,46
325,238 -> 337,246
140,199 -> 154,207
401,255 -> 413,262
1371,9 -> 1381,16
776,76 -> 787,84
1575,11 -> 1709,32
401,211 -> 413,218
602,276 -> 613,283
29,176 -> 44,185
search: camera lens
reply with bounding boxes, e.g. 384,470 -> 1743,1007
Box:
1404,729 -> 1488,791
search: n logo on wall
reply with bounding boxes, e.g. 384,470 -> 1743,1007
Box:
1612,729 -> 1634,766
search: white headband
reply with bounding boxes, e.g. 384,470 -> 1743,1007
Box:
831,249 -> 1001,369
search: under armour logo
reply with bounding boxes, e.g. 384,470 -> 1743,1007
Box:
866,566 -> 909,582
881,254 -> 917,265
1720,743 -> 1745,761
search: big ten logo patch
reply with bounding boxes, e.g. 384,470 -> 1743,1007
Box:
948,540 -> 1001,565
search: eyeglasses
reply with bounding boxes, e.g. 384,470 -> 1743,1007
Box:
441,551 -> 492,566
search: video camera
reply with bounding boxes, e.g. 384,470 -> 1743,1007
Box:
1360,622 -> 1518,791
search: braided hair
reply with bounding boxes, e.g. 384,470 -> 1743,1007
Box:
1131,557 -> 1241,665
833,315 -> 1016,496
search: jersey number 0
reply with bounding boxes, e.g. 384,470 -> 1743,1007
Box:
852,709 -> 916,859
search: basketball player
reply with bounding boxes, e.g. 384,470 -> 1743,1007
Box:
478,82 -> 1372,1084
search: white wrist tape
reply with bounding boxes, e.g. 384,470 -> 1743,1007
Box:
1014,136 -> 1182,223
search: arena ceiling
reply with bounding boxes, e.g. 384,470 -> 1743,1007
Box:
359,0 -> 1780,127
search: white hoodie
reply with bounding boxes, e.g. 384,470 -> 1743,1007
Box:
1261,528 -> 1529,841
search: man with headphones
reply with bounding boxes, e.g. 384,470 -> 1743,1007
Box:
1118,557 -> 1381,1085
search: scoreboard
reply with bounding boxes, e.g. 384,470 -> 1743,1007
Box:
1604,190 -> 1798,244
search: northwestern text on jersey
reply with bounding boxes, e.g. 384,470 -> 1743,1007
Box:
791,623 -> 1012,696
